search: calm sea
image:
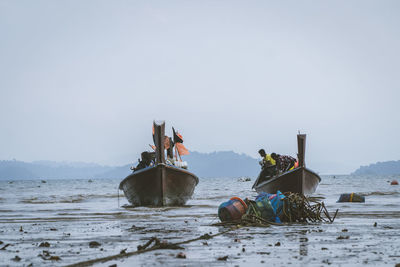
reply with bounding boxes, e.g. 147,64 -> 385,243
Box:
0,175 -> 399,266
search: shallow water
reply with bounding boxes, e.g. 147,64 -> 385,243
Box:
0,175 -> 399,266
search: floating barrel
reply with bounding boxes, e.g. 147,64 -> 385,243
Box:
218,197 -> 248,222
337,193 -> 365,203
391,180 -> 399,185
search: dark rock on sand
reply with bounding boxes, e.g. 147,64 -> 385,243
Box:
89,241 -> 101,248
176,252 -> 186,258
49,256 -> 61,261
39,242 -> 50,247
12,255 -> 21,262
217,255 -> 228,261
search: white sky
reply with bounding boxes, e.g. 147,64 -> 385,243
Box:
1,1 -> 399,174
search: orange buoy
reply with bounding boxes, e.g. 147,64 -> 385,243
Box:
391,180 -> 399,185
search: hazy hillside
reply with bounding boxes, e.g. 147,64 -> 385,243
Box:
353,160 -> 400,175
0,160 -> 127,180
0,151 -> 260,180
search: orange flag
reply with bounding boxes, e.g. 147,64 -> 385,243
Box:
175,142 -> 189,156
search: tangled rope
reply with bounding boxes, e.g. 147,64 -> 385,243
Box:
280,192 -> 338,223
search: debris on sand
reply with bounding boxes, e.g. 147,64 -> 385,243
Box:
0,244 -> 10,250
217,255 -> 228,261
281,193 -> 338,223
199,233 -> 212,240
12,255 -> 21,262
38,250 -> 61,261
66,230 -> 233,267
215,192 -> 338,227
89,241 -> 101,248
137,237 -> 183,251
127,225 -> 145,231
176,252 -> 186,259
238,177 -> 251,182
39,242 -> 50,247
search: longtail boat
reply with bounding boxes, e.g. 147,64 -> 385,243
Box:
252,134 -> 321,195
119,121 -> 199,206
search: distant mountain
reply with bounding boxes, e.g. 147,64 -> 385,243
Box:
0,151 -> 260,180
0,160 -> 130,180
352,160 -> 400,175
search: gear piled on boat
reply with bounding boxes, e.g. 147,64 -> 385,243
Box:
217,191 -> 338,227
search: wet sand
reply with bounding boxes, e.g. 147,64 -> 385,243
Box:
0,176 -> 399,266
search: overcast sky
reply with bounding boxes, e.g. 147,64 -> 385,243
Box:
1,1 -> 399,174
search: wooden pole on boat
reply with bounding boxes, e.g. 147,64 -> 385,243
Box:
153,121 -> 165,164
297,134 -> 306,167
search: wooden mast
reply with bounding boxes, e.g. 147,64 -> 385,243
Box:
297,134 -> 306,167
153,121 -> 165,164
